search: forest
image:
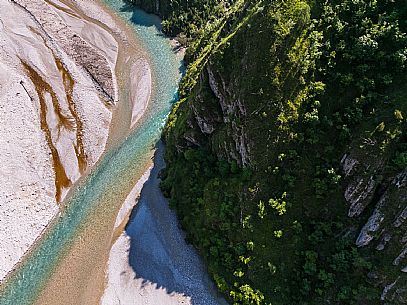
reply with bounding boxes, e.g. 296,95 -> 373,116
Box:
129,0 -> 407,304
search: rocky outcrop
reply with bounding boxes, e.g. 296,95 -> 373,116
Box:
341,154 -> 359,177
356,168 -> 407,246
356,194 -> 386,247
206,66 -> 251,165
345,175 -> 377,217
382,277 -> 407,304
177,64 -> 251,165
341,149 -> 385,217
352,168 -> 407,303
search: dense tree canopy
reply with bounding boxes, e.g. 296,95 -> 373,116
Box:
129,0 -> 407,304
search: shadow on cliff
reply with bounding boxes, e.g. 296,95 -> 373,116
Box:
124,141 -> 227,305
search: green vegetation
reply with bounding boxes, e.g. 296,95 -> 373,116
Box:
129,0 -> 407,304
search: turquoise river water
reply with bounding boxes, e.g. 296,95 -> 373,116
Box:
0,1 -> 183,304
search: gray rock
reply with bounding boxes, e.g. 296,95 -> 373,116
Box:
394,206 -> 407,228
394,244 -> 407,266
356,197 -> 385,247
381,277 -> 399,301
376,232 -> 392,251
345,175 -> 377,217
341,154 -> 359,177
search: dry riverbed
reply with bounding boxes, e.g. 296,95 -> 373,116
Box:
0,0 -> 150,287
0,1 -> 225,305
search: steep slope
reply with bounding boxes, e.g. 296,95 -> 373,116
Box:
130,0 -> 407,304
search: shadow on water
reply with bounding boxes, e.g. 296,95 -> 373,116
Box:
109,0 -> 187,76
125,141 -> 227,305
119,2 -> 163,31
0,1 -> 186,304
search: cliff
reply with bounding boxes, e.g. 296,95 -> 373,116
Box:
131,0 -> 407,304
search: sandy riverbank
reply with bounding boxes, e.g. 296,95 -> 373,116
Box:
27,1 -> 156,304
0,1 -> 218,304
130,59 -> 152,128
0,0 -> 118,282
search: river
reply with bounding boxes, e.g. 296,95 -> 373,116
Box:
0,0 -> 184,304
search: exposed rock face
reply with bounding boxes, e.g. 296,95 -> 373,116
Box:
175,63 -> 251,165
356,168 -> 407,246
382,277 -> 407,305
345,175 -> 377,217
341,154 -> 359,177
207,66 -> 250,165
341,149 -> 407,301
0,0 -> 117,282
356,194 -> 386,247
351,167 -> 407,303
341,149 -> 385,217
